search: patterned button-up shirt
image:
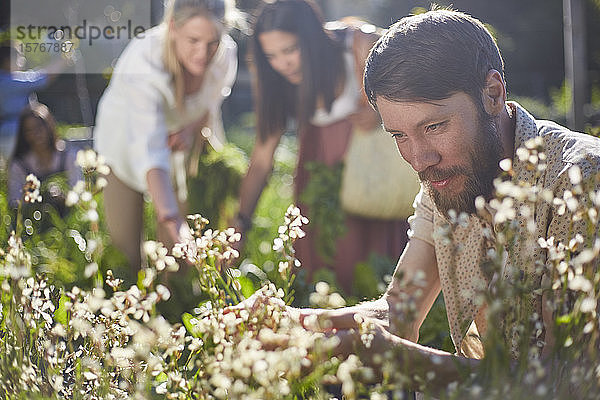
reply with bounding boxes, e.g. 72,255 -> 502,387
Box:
405,102 -> 600,358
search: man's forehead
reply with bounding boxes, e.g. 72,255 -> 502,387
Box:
376,97 -> 447,130
376,93 -> 476,127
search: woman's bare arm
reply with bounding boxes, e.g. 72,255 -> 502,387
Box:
234,131 -> 284,238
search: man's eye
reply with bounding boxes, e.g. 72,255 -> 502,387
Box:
392,133 -> 407,141
426,121 -> 445,132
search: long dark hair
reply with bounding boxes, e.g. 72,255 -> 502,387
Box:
13,102 -> 57,160
251,0 -> 346,141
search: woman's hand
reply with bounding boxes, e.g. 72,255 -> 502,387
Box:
168,124 -> 197,152
168,113 -> 209,153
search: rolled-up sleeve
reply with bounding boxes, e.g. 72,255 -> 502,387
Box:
129,79 -> 170,187
407,185 -> 435,246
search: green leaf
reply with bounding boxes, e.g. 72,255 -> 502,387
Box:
155,372 -> 168,383
53,293 -> 70,326
236,275 -> 255,299
556,314 -> 572,325
299,161 -> 346,262
182,312 -> 203,338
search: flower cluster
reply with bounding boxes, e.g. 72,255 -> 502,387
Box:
180,283 -> 340,399
66,150 -> 109,207
0,232 -> 184,398
22,173 -> 42,203
435,138 -> 600,398
309,281 -> 346,309
271,205 -> 309,304
75,149 -> 111,178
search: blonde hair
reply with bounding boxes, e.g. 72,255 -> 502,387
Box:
162,0 -> 227,112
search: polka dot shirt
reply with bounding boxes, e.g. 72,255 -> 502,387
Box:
403,102 -> 600,358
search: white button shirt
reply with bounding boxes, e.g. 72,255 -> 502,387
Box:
94,25 -> 237,193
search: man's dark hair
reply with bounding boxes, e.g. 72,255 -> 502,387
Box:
364,9 -> 504,111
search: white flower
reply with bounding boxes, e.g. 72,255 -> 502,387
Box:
568,165 -> 582,185
568,275 -> 592,292
272,237 -> 284,252
111,347 -> 135,368
580,297 -> 596,313
278,261 -> 289,274
155,382 -> 168,394
83,371 -> 98,381
23,174 -> 42,203
156,284 -> 171,301
315,281 -> 330,296
327,292 -> 346,308
84,262 -> 98,278
65,190 -> 79,206
76,149 -> 110,175
490,197 -> 516,224
499,158 -> 512,172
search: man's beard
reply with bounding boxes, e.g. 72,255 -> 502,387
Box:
419,112 -> 504,218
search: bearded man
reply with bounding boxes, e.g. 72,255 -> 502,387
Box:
233,8 -> 600,396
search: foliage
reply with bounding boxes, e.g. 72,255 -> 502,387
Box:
1,150 -> 133,291
299,161 -> 347,264
0,162 -> 352,398
351,254 -> 395,301
227,129 -> 315,304
187,143 -> 248,230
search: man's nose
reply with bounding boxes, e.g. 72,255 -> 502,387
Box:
407,140 -> 441,173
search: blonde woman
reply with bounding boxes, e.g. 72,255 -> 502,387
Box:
94,0 -> 237,270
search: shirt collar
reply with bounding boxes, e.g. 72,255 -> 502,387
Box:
508,101 -> 541,189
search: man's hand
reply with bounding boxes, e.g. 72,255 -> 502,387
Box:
225,288 -> 301,323
299,298 -> 390,334
332,318 -> 394,359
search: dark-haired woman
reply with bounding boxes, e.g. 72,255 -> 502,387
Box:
236,0 -> 409,292
8,103 -> 81,215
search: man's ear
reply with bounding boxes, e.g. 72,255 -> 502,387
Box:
481,69 -> 506,116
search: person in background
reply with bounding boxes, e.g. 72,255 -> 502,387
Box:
235,0 -> 409,292
94,0 -> 238,270
0,43 -> 66,163
8,102 -> 81,215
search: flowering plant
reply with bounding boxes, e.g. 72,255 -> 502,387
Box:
1,142 -> 599,399
0,156 -> 364,398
